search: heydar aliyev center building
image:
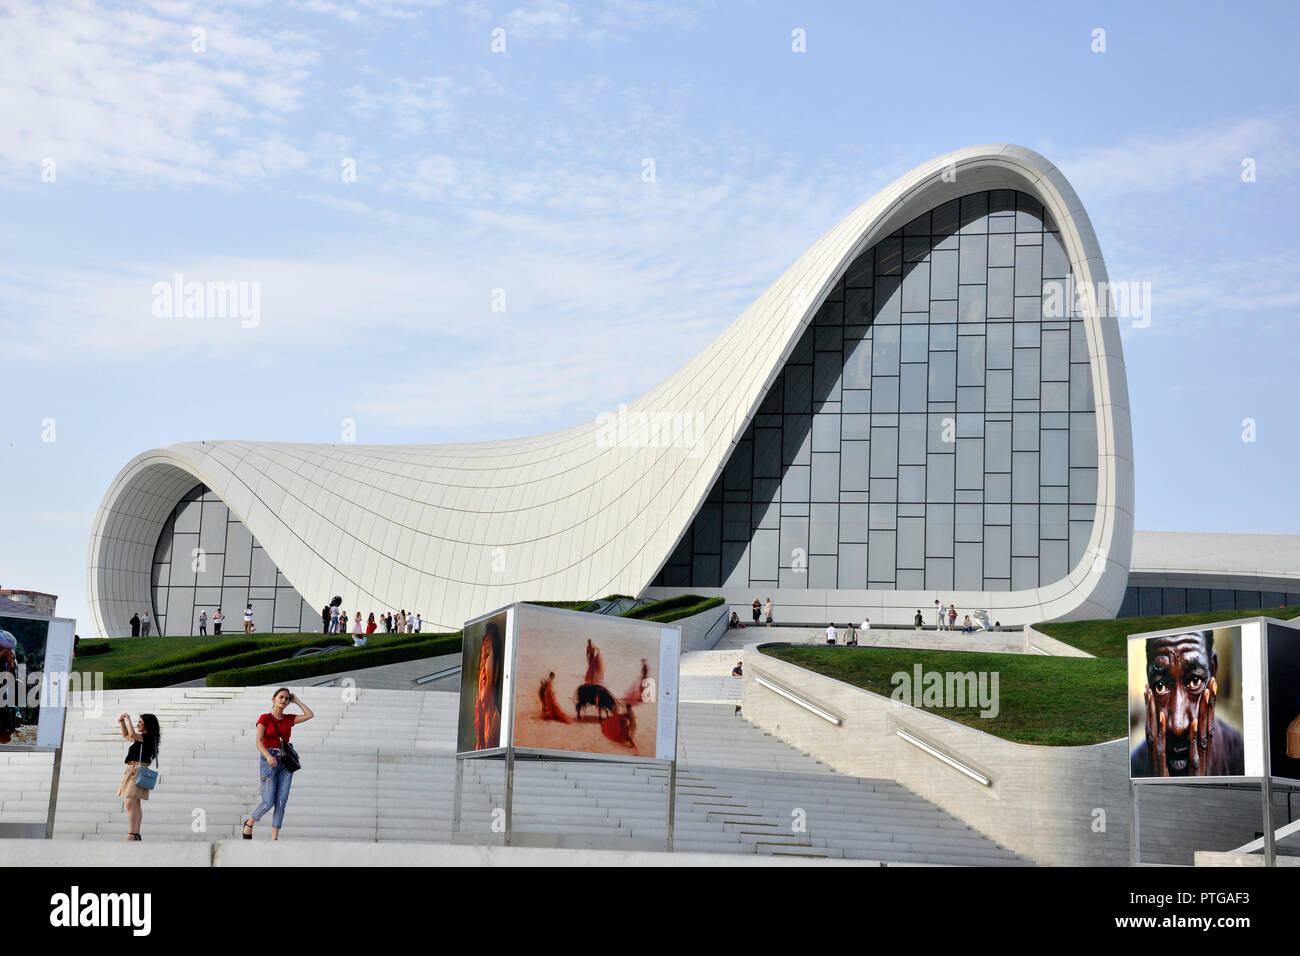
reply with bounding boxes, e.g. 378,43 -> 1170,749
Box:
87,145 -> 1300,637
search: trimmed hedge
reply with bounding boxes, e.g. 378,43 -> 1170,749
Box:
76,642 -> 113,657
104,637 -> 349,689
621,594 -> 724,623
207,633 -> 462,686
104,633 -> 435,689
527,594 -> 633,611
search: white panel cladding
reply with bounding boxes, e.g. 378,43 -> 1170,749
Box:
88,145 -> 1134,635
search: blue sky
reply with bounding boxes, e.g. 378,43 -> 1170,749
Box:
3,0 -> 1299,634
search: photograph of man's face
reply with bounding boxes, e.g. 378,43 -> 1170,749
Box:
1129,628 -> 1245,778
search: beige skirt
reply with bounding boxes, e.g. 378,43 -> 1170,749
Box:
117,761 -> 151,800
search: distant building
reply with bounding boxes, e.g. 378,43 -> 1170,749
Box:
84,145 -> 1299,637
0,589 -> 58,618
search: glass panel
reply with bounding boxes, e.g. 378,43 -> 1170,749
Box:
988,233 -> 1015,267
837,544 -> 867,587
812,413 -> 840,452
955,542 -> 982,589
959,236 -> 987,283
930,249 -> 958,300
873,326 -> 900,375
870,426 -> 898,477
868,531 -> 897,584
840,441 -> 870,491
926,454 -> 955,502
925,504 -> 954,558
901,325 -> 929,362
900,363 -> 928,411
957,335 -> 985,386
810,453 -> 839,502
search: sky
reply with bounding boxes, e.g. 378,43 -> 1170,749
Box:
2,0 -> 1298,635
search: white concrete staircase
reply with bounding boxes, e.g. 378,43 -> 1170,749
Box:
0,688 -> 1025,865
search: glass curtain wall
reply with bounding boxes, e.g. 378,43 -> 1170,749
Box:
150,483 -> 317,635
654,189 -> 1099,593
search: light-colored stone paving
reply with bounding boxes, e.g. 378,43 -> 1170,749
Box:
709,625 -> 1030,655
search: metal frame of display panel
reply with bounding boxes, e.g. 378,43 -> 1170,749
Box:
1128,616 -> 1300,866
0,612 -> 75,840
451,603 -> 681,851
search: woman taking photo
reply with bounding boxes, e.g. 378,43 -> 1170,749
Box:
116,712 -> 160,841
242,688 -> 314,841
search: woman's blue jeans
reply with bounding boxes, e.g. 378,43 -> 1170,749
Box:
250,750 -> 293,829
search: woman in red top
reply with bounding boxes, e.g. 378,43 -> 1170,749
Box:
242,688 -> 314,840
366,613 -> 377,634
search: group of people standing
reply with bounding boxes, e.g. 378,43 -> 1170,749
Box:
918,600 -> 978,634
322,605 -> 422,647
127,605 -> 252,637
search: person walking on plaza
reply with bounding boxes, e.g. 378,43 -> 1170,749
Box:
129,612 -> 140,637
117,712 -> 160,841
914,610 -> 924,630
751,599 -> 761,625
213,608 -> 225,636
244,603 -> 255,634
948,605 -> 958,631
242,689 -> 314,841
936,600 -> 945,631
764,597 -> 773,626
198,610 -> 208,636
140,611 -> 152,637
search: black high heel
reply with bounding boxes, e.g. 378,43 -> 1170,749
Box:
241,818 -> 254,839
130,833 -> 141,841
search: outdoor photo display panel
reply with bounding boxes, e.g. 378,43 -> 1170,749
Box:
1266,620 -> 1300,783
0,613 -> 75,751
456,608 -> 514,754
510,604 -> 679,761
1128,624 -> 1247,779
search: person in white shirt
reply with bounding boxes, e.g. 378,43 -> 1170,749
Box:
825,623 -> 837,645
244,604 -> 254,634
937,601 -> 948,631
141,611 -> 152,637
213,609 -> 225,636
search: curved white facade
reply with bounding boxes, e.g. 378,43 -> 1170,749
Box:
88,144 -> 1134,635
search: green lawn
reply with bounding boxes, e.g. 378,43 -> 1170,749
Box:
1034,605 -> 1300,659
74,632 -> 414,681
760,643 -> 1127,746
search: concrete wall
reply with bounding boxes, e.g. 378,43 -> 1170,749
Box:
742,648 -> 1293,865
673,602 -> 730,653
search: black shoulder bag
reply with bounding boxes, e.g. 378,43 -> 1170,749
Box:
272,715 -> 302,773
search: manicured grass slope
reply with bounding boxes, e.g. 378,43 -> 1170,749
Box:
74,632 -> 440,688
1035,605 -> 1300,659
72,633 -> 301,676
761,644 -> 1126,746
